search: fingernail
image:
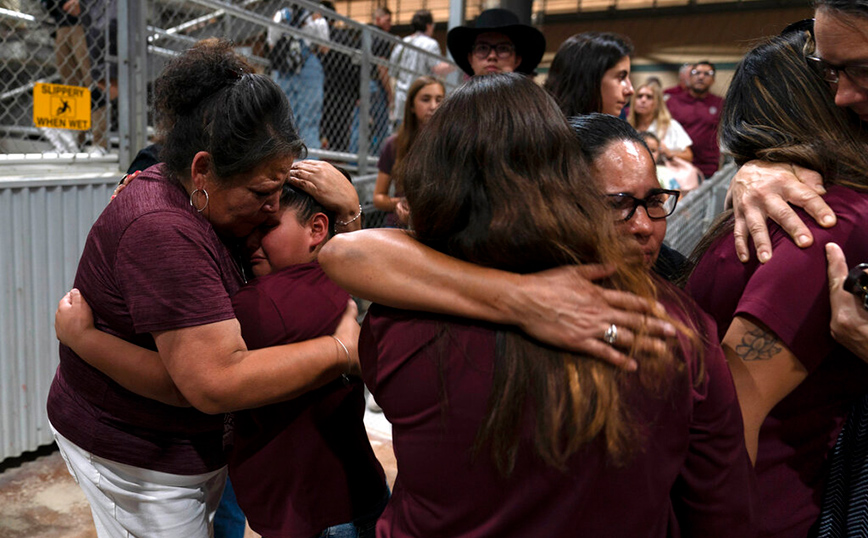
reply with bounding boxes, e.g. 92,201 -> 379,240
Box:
626,360 -> 638,372
737,252 -> 749,263
759,251 -> 771,264
663,322 -> 676,336
111,194 -> 116,200
821,215 -> 834,226
797,235 -> 810,247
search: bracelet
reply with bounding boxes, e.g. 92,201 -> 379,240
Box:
336,204 -> 363,227
330,335 -> 352,377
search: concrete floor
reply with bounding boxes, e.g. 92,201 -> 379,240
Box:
0,411 -> 395,538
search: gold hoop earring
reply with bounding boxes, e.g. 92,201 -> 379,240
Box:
190,188 -> 209,213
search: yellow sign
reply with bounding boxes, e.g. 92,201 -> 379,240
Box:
33,83 -> 91,131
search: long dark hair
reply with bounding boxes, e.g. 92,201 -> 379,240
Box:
692,30 -> 868,262
544,32 -> 633,116
403,73 -> 674,475
154,39 -> 305,185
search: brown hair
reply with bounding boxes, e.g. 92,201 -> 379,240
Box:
403,73 -> 680,475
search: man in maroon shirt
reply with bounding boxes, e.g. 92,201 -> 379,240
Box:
667,60 -> 724,178
663,62 -> 691,99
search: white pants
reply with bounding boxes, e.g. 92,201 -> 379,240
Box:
51,423 -> 227,538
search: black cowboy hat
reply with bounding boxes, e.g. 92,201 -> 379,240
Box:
447,8 -> 546,76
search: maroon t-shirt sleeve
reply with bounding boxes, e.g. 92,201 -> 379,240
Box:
735,188 -> 868,372
116,211 -> 237,333
377,135 -> 397,175
671,306 -> 758,538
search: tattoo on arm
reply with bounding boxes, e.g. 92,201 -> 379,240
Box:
735,327 -> 783,361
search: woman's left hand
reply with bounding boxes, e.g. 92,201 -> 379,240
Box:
289,160 -> 361,231
826,243 -> 868,361
55,288 -> 95,348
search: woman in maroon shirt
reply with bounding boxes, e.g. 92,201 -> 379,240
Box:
46,39 -> 363,537
360,73 -> 755,537
685,30 -> 868,537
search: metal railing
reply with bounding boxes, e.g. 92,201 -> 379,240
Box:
664,159 -> 737,256
0,0 -> 459,172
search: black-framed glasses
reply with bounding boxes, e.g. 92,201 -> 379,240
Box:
806,55 -> 868,88
606,189 -> 680,222
472,42 -> 515,59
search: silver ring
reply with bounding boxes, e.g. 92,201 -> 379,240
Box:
603,324 -> 618,345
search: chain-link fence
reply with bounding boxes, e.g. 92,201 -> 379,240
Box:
0,0 -> 115,157
0,0 -> 459,171
664,159 -> 737,257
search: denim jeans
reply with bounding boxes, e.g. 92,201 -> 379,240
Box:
314,486 -> 389,538
214,478 -> 246,538
349,81 -> 391,156
275,43 -> 323,152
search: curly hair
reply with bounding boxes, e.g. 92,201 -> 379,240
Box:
154,39 -> 305,184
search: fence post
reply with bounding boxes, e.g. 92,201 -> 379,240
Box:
117,0 -> 149,170
358,27 -> 372,175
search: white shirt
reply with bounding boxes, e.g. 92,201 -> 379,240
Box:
389,33 -> 442,122
649,118 -> 693,153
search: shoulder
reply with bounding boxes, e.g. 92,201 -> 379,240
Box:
235,263 -> 349,346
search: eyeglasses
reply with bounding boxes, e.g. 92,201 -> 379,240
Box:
472,42 -> 515,59
690,69 -> 715,78
806,55 -> 868,88
606,189 -> 680,222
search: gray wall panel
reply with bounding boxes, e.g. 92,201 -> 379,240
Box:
1,178 -> 115,462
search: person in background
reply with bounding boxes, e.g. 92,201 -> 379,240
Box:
373,76 -> 444,228
269,4 -> 330,150
666,61 -> 724,178
664,62 -> 692,99
544,31 -> 635,117
389,9 -> 452,126
63,0 -> 113,153
628,81 -> 694,162
640,131 -> 703,194
368,6 -> 393,153
445,8 -> 545,77
319,1 -> 359,153
40,0 -> 93,152
361,72 -> 755,537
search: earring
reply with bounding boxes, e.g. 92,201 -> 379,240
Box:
190,188 -> 209,213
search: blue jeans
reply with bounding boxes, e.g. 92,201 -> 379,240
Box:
350,81 -> 391,155
275,44 -> 323,152
314,487 -> 388,538
214,478 -> 245,538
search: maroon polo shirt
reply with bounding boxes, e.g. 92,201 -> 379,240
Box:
686,185 -> 868,538
47,164 -> 242,474
360,283 -> 756,538
228,262 -> 387,538
667,91 -> 724,178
